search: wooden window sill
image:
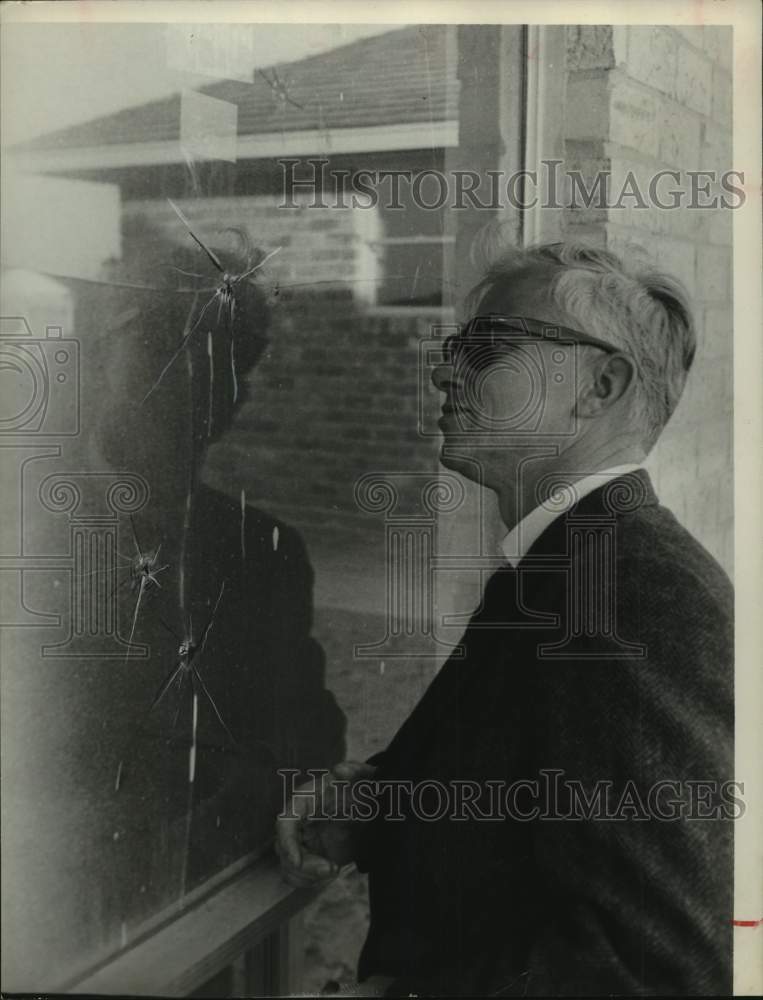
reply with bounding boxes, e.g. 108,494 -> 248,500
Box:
66,854 -> 318,997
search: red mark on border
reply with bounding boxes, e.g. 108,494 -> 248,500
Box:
732,918 -> 762,928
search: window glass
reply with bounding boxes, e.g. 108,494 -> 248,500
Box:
0,20 -> 459,988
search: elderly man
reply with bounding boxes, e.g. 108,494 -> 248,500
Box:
277,243 -> 734,996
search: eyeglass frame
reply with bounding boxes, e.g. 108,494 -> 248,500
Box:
441,314 -> 637,373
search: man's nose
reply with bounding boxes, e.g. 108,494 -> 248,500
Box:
431,362 -> 453,392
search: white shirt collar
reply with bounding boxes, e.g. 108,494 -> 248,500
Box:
500,464 -> 643,568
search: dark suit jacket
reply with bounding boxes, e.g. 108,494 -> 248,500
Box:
356,470 -> 734,996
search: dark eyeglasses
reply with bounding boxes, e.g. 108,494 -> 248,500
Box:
441,315 -> 628,371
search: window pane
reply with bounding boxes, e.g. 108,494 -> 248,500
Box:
377,239 -> 445,306
1,19 -> 459,991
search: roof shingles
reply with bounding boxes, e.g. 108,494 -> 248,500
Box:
21,25 -> 458,152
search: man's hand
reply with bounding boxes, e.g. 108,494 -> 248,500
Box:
321,975 -> 395,996
276,760 -> 377,888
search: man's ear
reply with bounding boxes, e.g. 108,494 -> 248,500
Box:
576,353 -> 637,418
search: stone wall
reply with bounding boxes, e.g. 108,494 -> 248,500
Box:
563,24 -> 734,574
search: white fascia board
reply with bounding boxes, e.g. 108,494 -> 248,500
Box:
11,121 -> 459,174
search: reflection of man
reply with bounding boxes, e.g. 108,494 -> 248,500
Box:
278,244 -> 733,996
80,223 -> 346,886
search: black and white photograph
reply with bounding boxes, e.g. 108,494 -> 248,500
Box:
1,1 -> 760,996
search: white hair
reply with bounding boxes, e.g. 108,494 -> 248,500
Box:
468,242 -> 696,448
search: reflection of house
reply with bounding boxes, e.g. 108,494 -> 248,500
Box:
14,26 -> 459,309
12,24 -> 736,575
10,26 -> 469,545
1,172 -> 120,283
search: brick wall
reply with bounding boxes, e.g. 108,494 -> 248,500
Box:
204,287 -> 442,536
124,193 -> 438,537
123,192 -> 443,558
563,25 -> 733,575
123,194 -> 366,292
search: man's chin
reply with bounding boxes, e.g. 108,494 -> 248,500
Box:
438,444 -> 486,486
